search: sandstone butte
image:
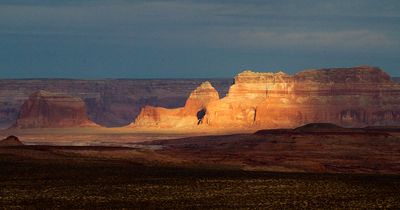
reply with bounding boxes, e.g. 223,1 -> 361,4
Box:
13,90 -> 98,128
0,135 -> 23,146
132,81 -> 220,128
133,66 -> 400,130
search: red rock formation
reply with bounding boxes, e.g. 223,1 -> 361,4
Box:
133,81 -> 219,128
13,90 -> 98,128
204,66 -> 400,129
184,81 -> 220,115
132,66 -> 400,130
203,70 -> 292,127
0,79 -> 231,128
0,135 -> 23,146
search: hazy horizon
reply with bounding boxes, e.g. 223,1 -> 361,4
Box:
0,66 -> 399,80
1,0 -> 400,78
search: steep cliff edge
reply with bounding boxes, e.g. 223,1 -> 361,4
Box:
0,79 -> 231,128
254,66 -> 400,128
133,81 -> 220,128
0,135 -> 23,146
204,66 -> 400,129
13,91 -> 98,128
203,70 -> 292,127
132,66 -> 400,130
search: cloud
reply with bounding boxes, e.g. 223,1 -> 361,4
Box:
201,29 -> 399,51
1,0 -> 399,51
0,0 -> 399,77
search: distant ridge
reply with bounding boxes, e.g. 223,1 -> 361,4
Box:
254,123 -> 393,136
1,67 -> 399,129
13,90 -> 99,129
0,136 -> 23,147
293,123 -> 346,132
0,79 -> 232,128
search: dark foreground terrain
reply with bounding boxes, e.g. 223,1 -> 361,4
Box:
151,124 -> 400,174
0,151 -> 399,209
0,124 -> 399,209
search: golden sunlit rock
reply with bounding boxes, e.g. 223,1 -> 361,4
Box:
132,66 -> 400,130
132,81 -> 220,128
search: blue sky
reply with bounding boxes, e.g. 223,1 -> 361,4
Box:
0,0 -> 399,78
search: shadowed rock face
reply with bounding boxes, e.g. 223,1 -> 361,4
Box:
134,66 -> 400,129
13,91 -> 98,128
133,81 -> 220,128
0,79 -> 231,128
151,124 -> 400,173
0,135 -> 23,146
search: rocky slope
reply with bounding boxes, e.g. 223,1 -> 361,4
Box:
13,91 -> 98,128
148,124 -> 400,173
0,79 -> 231,128
203,70 -> 291,127
133,81 -> 220,128
253,66 -> 400,128
134,66 -> 400,129
0,135 -> 23,146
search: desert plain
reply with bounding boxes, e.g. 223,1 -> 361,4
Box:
0,67 -> 400,209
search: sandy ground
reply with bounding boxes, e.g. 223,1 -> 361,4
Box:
0,127 -> 256,146
0,125 -> 399,174
1,152 -> 399,209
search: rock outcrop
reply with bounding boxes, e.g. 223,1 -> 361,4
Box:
13,91 -> 98,128
204,66 -> 400,129
133,81 -> 220,128
133,66 -> 400,129
0,135 -> 23,146
253,66 -> 400,128
203,70 -> 292,127
0,79 -> 231,128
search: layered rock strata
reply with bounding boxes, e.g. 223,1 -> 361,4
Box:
134,66 -> 400,129
13,91 -> 98,128
0,79 -> 231,128
133,82 -> 220,128
205,66 -> 400,128
0,135 -> 23,146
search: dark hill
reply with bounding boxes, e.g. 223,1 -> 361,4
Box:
0,135 -> 23,146
294,123 -> 346,132
148,125 -> 400,173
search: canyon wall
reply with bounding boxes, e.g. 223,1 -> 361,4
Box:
133,81 -> 220,128
1,68 -> 398,130
253,67 -> 400,128
134,66 -> 400,129
0,79 -> 231,128
204,66 -> 400,129
13,91 -> 98,128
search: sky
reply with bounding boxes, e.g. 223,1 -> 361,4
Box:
0,0 -> 399,78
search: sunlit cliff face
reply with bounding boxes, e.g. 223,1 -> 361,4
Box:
133,66 -> 400,130
132,81 -> 219,128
